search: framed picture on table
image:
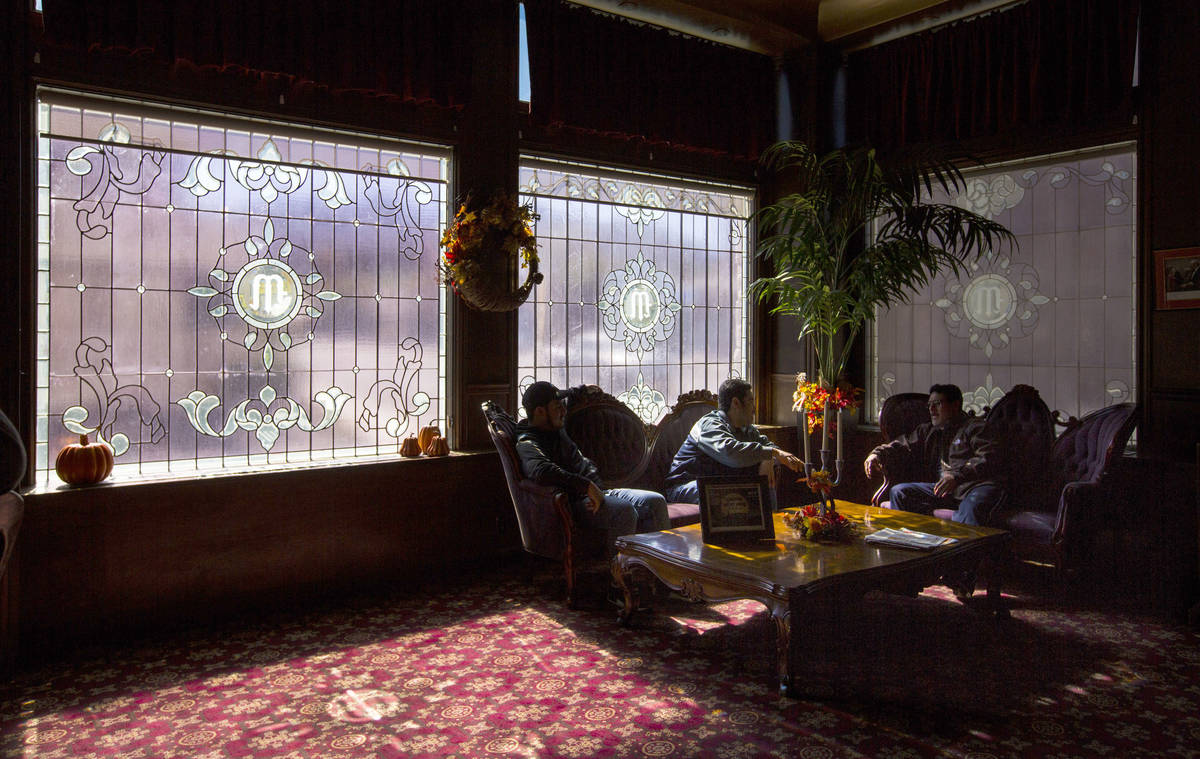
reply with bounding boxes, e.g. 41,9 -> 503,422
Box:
1156,247 -> 1200,310
698,475 -> 774,545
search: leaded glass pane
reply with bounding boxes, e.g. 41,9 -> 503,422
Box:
870,144 -> 1136,421
36,89 -> 449,484
518,158 -> 752,423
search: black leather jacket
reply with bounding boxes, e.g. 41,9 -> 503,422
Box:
870,414 -> 1003,498
514,422 -> 601,498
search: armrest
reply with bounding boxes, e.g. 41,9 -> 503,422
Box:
517,479 -> 567,501
1051,480 -> 1102,549
868,455 -> 923,508
871,469 -> 896,508
517,480 -> 575,535
508,479 -> 575,561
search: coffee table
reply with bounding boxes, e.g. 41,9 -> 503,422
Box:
611,501 -> 1010,697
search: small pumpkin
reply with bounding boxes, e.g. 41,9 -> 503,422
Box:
55,433 -> 114,486
424,434 -> 450,457
418,425 -> 442,454
399,435 -> 422,457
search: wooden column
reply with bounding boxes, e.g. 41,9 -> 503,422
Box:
450,0 -> 521,450
0,5 -> 34,475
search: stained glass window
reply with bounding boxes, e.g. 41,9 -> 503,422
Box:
517,158 -> 753,423
36,89 -> 449,484
870,144 -> 1137,420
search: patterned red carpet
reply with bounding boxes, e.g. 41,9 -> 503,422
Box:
3,563 -> 1199,758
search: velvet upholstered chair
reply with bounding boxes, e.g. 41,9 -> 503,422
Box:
483,400 -> 604,608
998,403 -> 1139,578
633,389 -> 718,510
920,388 -> 1137,578
919,384 -> 1054,525
483,388 -> 710,607
563,385 -> 708,527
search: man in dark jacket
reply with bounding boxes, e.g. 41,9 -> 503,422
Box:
515,381 -> 669,551
663,378 -> 803,508
863,384 -> 1005,525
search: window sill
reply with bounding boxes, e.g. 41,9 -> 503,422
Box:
25,449 -> 491,497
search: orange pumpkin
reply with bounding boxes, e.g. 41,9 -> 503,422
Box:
418,425 -> 442,454
399,435 -> 422,457
55,433 -> 114,485
424,435 -> 450,457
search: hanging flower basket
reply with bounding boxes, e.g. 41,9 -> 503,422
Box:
439,192 -> 543,312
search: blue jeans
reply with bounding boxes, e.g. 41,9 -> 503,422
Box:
664,480 -> 778,511
888,482 -> 1005,526
573,488 -> 670,548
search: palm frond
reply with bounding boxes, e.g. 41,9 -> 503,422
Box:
751,141 -> 1016,386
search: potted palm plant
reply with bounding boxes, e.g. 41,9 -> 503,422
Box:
750,141 -> 1014,483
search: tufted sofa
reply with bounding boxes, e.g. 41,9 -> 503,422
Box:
997,402 -> 1139,577
483,388 -> 715,606
869,385 -> 1139,576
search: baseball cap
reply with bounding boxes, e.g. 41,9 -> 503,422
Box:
522,381 -> 564,416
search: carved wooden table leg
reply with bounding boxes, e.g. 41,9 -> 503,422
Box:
783,591 -> 843,699
987,543 -> 1011,619
770,602 -> 793,697
611,554 -> 638,626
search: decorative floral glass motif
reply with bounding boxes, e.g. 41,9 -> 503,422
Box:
36,91 -> 449,482
517,158 -> 752,416
871,144 -> 1136,423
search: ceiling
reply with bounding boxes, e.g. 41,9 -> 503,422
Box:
570,0 -> 1021,55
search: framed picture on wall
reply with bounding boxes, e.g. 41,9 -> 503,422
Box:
698,475 -> 774,545
1156,247 -> 1200,310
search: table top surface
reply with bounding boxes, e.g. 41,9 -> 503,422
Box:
614,501 -> 1008,592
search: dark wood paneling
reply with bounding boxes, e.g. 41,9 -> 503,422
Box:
1145,393 -> 1200,463
1142,3 -> 1200,464
1151,312 -> 1200,391
15,453 -> 517,661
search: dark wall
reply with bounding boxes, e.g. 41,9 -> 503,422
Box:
1142,3 -> 1200,462
1140,3 -> 1200,615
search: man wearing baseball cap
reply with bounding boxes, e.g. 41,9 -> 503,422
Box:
515,381 -> 669,552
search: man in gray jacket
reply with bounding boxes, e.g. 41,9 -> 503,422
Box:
863,384 -> 1005,525
663,378 -> 803,507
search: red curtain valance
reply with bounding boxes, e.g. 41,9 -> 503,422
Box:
524,0 -> 777,160
845,0 -> 1140,152
39,0 -> 472,109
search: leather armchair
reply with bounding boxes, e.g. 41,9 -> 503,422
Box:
870,392 -> 931,508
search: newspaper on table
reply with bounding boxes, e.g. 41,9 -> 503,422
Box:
864,527 -> 958,550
